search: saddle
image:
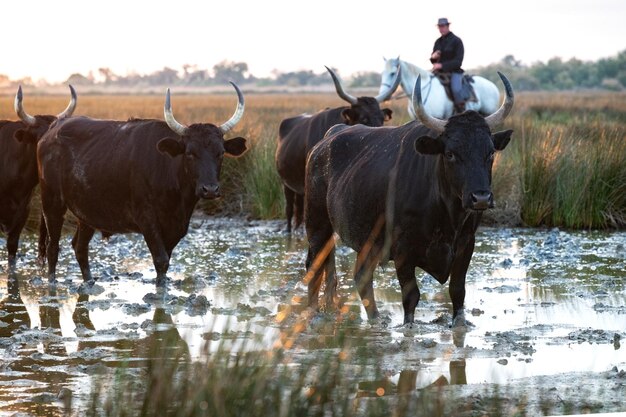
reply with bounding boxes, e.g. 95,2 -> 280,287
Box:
435,73 -> 478,113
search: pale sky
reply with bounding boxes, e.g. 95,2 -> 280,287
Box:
1,0 -> 624,83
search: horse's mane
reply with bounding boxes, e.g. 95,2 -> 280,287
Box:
398,59 -> 431,80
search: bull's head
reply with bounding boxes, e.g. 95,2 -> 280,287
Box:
412,72 -> 514,211
13,85 -> 77,143
325,66 -> 399,126
158,82 -> 248,199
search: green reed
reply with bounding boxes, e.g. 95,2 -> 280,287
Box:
507,103 -> 626,229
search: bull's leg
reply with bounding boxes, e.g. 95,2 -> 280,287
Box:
294,193 -> 304,231
71,222 -> 95,283
323,245 -> 337,310
41,196 -> 67,283
395,260 -> 420,324
304,229 -> 335,311
37,213 -> 48,265
6,229 -> 21,268
142,229 -> 170,286
304,195 -> 335,311
6,208 -> 29,267
354,248 -> 380,320
449,235 -> 475,327
284,185 -> 295,233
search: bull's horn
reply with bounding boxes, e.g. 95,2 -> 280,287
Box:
14,85 -> 37,126
57,85 -> 77,119
484,72 -> 515,128
164,88 -> 189,136
412,75 -> 446,133
325,66 -> 358,105
218,82 -> 245,134
375,64 -> 401,102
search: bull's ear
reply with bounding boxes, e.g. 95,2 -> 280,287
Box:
382,108 -> 393,121
341,109 -> 358,124
414,135 -> 445,155
14,129 -> 37,143
157,137 -> 185,157
492,129 -> 513,151
224,137 -> 247,157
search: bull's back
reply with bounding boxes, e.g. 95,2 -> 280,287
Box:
308,124 -> 403,249
276,110 -> 344,194
38,117 -> 180,233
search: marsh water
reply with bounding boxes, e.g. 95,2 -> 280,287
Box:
1,217 -> 625,415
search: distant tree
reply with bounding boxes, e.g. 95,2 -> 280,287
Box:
98,67 -> 118,84
187,69 -> 210,85
501,54 -> 523,68
182,64 -> 195,77
213,60 -> 249,84
472,55 -> 540,91
145,67 -> 180,86
66,73 -> 93,86
272,69 -> 330,86
349,71 -> 380,88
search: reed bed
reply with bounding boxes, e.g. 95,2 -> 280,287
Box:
82,321 -> 595,417
0,90 -> 623,230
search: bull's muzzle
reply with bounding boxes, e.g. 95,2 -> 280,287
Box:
198,184 -> 221,199
470,191 -> 494,210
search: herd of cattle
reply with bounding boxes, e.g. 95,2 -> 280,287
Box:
0,68 -> 515,327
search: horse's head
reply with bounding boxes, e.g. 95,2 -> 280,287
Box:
379,56 -> 402,97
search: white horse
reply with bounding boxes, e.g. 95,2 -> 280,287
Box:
379,57 -> 501,119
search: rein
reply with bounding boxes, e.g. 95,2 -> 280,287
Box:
389,74 -> 434,104
422,75 -> 434,105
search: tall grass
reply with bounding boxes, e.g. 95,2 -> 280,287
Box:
504,94 -> 626,229
83,320 -> 598,417
1,90 -> 624,230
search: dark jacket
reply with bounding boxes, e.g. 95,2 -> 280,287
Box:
431,31 -> 464,73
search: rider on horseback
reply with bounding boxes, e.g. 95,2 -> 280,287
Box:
430,18 -> 466,114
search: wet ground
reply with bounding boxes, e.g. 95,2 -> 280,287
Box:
1,217 -> 625,415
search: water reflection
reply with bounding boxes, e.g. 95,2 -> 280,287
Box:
0,270 -> 31,338
1,224 -> 625,415
357,360 -> 467,399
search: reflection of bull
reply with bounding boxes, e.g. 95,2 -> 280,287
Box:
0,271 -> 31,337
304,73 -> 514,327
275,67 -> 400,232
38,83 -> 248,283
356,361 -> 467,399
0,277 -> 189,415
0,86 -> 77,265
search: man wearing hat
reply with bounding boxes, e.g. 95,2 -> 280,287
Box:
430,18 -> 466,113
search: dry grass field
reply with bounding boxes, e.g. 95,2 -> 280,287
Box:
1,90 -> 624,229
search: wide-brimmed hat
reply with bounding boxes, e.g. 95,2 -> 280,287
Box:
437,18 -> 450,26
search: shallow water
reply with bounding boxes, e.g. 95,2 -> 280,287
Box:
0,218 -> 625,414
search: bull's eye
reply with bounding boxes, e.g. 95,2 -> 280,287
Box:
185,153 -> 195,161
445,151 -> 455,161
362,117 -> 369,124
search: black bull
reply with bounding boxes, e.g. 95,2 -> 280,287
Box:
0,86 -> 76,266
304,72 -> 514,327
275,66 -> 400,232
37,83 -> 247,283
